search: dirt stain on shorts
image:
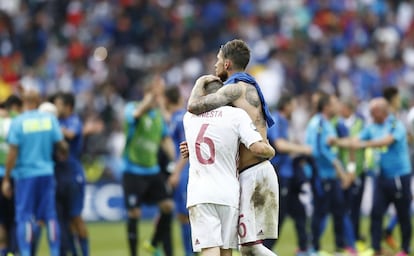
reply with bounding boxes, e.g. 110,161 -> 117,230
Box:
251,177 -> 278,228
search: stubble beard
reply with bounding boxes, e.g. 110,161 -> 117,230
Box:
217,70 -> 228,82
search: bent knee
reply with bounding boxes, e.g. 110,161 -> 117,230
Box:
159,199 -> 174,213
0,225 -> 6,244
177,213 -> 189,224
127,208 -> 141,219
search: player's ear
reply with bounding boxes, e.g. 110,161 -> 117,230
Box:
224,59 -> 231,70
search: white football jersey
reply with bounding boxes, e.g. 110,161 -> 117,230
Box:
184,106 -> 263,208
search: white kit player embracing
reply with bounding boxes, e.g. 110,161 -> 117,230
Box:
184,80 -> 275,256
186,39 -> 279,256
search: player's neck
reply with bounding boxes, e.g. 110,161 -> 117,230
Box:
279,111 -> 288,120
227,69 -> 244,77
24,103 -> 38,111
169,104 -> 182,113
321,112 -> 331,120
63,111 -> 72,118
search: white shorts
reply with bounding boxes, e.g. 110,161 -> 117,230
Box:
238,160 -> 279,244
188,203 -> 239,252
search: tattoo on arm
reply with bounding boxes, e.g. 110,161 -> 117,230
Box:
254,114 -> 266,130
245,86 -> 266,128
188,80 -> 205,105
188,84 -> 242,114
245,86 -> 261,107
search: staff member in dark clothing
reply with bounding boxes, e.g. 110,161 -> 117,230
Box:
264,94 -> 312,254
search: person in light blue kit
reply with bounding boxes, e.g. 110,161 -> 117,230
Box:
163,86 -> 195,256
53,92 -> 89,256
381,86 -> 405,250
305,93 -> 351,254
1,88 -> 68,256
337,98 -> 412,256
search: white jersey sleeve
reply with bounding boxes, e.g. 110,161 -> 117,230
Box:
234,108 -> 263,149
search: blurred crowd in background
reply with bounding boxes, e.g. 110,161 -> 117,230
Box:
1,0 -> 414,182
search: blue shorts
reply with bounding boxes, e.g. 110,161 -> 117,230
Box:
56,175 -> 85,218
15,175 -> 57,222
173,164 -> 189,215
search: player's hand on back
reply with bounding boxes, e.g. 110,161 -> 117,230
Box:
196,74 -> 221,86
180,141 -> 189,159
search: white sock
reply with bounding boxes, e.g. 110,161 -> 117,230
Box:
240,244 -> 278,256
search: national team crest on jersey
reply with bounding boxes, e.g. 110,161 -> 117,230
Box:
250,122 -> 257,131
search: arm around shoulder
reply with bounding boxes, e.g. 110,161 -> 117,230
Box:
249,140 -> 275,159
188,81 -> 241,114
362,134 -> 394,148
274,138 -> 312,155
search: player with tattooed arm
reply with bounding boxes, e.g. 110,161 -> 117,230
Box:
184,80 -> 275,256
187,39 -> 279,256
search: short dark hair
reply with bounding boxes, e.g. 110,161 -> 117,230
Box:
221,39 -> 250,70
55,92 -> 75,109
382,86 -> 398,103
164,86 -> 181,105
276,94 -> 293,111
340,98 -> 356,111
4,95 -> 22,110
317,92 -> 331,113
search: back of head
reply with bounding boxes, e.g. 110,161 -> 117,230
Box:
55,92 -> 75,109
339,97 -> 356,118
382,86 -> 398,103
164,86 -> 181,105
22,87 -> 41,108
220,39 -> 250,70
340,98 -> 356,111
4,94 -> 22,111
316,92 -> 331,113
369,97 -> 388,113
311,89 -> 326,113
0,102 -> 7,117
205,80 -> 223,95
142,73 -> 165,97
276,93 -> 293,111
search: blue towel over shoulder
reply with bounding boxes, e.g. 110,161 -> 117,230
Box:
224,72 -> 275,127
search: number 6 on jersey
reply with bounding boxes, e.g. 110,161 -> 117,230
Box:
195,124 -> 215,165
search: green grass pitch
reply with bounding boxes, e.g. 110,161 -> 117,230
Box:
37,217 -> 398,255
